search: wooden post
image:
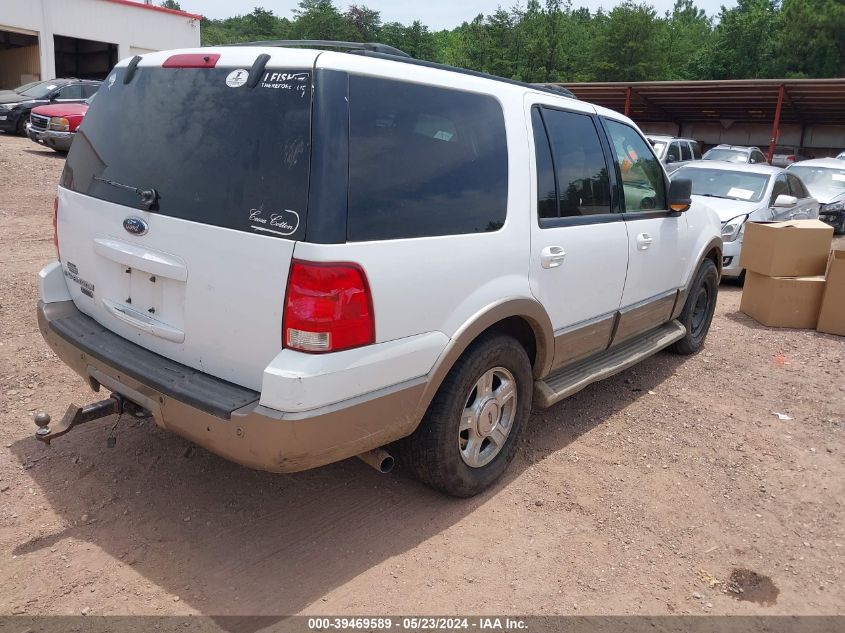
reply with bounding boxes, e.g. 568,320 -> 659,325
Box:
767,85 -> 785,164
624,86 -> 632,117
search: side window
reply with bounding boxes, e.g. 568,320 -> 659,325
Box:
691,142 -> 702,159
770,175 -> 789,205
58,84 -> 84,100
787,173 -> 809,199
538,107 -> 611,218
666,142 -> 681,163
347,76 -> 508,241
680,142 -> 692,161
82,84 -> 99,98
531,108 -> 558,220
753,151 -> 767,165
604,119 -> 667,212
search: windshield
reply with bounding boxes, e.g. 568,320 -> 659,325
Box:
19,81 -> 60,99
61,67 -> 312,239
703,148 -> 747,163
14,80 -> 42,94
673,166 -> 770,202
788,165 -> 845,199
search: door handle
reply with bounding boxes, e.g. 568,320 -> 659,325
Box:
540,245 -> 566,269
636,233 -> 653,250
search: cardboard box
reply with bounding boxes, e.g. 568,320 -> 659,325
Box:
817,250 -> 845,336
740,220 -> 833,277
740,271 -> 826,329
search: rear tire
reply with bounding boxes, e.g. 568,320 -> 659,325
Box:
15,116 -> 25,136
669,258 -> 719,355
399,333 -> 532,497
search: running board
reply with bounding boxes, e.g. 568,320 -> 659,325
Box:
534,320 -> 687,408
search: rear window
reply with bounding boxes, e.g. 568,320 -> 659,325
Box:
347,76 -> 508,241
61,67 -> 311,240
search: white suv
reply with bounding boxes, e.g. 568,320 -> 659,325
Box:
36,42 -> 722,497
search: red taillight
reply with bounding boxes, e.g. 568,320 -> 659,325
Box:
283,260 -> 374,353
787,155 -> 796,161
53,196 -> 60,260
162,53 -> 220,68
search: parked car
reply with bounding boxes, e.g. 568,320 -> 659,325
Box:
671,161 -> 819,283
645,134 -> 702,173
787,158 -> 845,234
35,43 -> 722,497
702,144 -> 768,165
0,78 -> 100,135
771,146 -> 811,167
27,93 -> 95,153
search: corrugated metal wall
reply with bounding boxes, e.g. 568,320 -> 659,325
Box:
0,44 -> 40,89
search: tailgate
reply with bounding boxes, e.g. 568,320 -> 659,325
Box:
56,53 -> 314,390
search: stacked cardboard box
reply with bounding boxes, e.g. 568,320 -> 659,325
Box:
739,220 -> 843,332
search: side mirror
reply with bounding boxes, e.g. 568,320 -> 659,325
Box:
773,194 -> 798,208
666,153 -> 679,164
668,178 -> 692,213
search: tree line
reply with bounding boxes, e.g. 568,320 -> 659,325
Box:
170,0 -> 845,82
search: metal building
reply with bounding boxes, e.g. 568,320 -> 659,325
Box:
560,79 -> 845,161
0,0 -> 201,89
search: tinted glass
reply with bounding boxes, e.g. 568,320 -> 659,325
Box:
752,151 -> 767,164
770,175 -> 789,204
667,142 -> 681,162
59,84 -> 84,99
786,173 -> 809,199
61,67 -> 312,240
347,76 -> 507,241
672,166 -> 769,203
540,108 -> 611,217
681,142 -> 692,161
691,142 -> 702,159
531,108 -> 558,220
605,119 -> 666,212
81,84 -> 99,98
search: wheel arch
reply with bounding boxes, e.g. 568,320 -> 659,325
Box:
409,298 -> 554,427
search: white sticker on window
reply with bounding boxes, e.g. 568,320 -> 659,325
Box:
225,69 -> 249,88
727,187 -> 754,200
46,84 -> 57,90
433,130 -> 454,141
832,173 -> 845,182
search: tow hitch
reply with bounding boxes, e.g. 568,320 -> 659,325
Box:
34,395 -> 149,445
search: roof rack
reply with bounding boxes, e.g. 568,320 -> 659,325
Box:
222,40 -> 411,58
220,40 -> 578,100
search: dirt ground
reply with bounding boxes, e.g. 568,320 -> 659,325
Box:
1,132 -> 844,620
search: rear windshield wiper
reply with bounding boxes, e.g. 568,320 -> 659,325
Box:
93,176 -> 159,211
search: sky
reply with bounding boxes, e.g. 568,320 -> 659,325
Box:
175,0 -> 737,30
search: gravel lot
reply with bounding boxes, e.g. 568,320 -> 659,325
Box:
1,132 -> 844,619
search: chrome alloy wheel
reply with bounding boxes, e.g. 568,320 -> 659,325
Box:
458,366 -> 517,468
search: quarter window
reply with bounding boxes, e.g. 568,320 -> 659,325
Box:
532,107 -> 612,220
604,119 -> 667,212
347,76 -> 508,241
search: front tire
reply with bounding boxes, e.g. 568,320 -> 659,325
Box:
399,333 -> 533,497
669,258 -> 719,355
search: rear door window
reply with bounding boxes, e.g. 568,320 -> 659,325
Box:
347,76 -> 508,241
533,106 -> 612,219
61,67 -> 312,239
681,142 -> 692,161
58,84 -> 84,100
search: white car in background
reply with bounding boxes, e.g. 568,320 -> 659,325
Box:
671,161 -> 819,282
787,158 -> 845,234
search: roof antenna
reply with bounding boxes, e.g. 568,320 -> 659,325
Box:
123,56 -> 142,84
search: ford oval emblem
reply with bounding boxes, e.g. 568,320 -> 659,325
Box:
123,217 -> 148,236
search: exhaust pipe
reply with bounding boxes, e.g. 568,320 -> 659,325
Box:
356,448 -> 395,474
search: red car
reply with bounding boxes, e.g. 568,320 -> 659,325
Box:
26,94 -> 94,153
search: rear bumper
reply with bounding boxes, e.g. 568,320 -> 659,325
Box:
37,299 -> 425,473
26,123 -> 74,151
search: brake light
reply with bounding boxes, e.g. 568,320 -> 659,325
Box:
162,53 -> 220,68
787,155 -> 796,161
53,196 -> 60,260
283,260 -> 374,353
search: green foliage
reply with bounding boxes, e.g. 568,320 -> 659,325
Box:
160,0 -> 182,9
199,0 -> 845,81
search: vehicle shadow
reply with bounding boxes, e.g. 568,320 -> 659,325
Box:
22,148 -> 66,159
10,351 -> 685,628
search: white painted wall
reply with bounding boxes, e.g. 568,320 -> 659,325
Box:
0,0 -> 200,81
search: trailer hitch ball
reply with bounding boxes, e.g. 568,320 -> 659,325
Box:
34,412 -> 52,436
